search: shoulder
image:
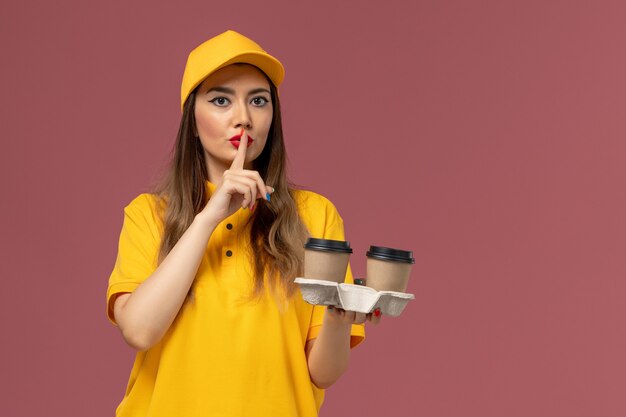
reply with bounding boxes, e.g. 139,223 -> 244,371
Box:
291,189 -> 344,236
122,193 -> 165,229
292,189 -> 341,218
124,193 -> 159,213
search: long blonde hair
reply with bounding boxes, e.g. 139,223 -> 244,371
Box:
152,76 -> 308,299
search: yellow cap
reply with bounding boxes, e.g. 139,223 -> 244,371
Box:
180,30 -> 285,111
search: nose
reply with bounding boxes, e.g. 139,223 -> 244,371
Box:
233,100 -> 252,130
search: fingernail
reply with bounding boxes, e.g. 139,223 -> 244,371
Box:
374,308 -> 381,317
354,279 -> 365,286
266,193 -> 271,201
269,186 -> 275,194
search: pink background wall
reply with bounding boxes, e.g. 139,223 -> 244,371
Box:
2,1 -> 625,415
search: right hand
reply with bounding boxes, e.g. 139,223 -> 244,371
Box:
200,129 -> 273,225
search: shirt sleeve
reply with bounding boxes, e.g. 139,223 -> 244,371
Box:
106,194 -> 162,326
306,212 -> 366,349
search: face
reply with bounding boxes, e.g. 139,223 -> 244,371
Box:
194,64 -> 273,174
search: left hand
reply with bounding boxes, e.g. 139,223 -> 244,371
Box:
325,306 -> 382,325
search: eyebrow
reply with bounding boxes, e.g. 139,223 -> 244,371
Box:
205,86 -> 271,96
247,88 -> 271,96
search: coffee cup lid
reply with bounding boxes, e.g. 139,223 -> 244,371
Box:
304,238 -> 353,254
366,246 -> 415,264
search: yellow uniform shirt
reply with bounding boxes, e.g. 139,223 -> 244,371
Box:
107,181 -> 365,417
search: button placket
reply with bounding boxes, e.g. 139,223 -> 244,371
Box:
224,219 -> 235,259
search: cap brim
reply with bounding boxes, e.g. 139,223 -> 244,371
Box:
182,51 -> 284,110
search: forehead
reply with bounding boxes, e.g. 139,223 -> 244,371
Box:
198,64 -> 270,91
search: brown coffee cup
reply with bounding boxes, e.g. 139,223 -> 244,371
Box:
303,238 -> 353,283
365,246 -> 415,292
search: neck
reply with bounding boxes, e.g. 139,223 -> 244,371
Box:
206,160 -> 228,187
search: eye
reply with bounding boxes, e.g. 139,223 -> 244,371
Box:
251,96 -> 269,107
209,97 -> 230,107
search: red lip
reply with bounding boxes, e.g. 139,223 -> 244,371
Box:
229,133 -> 254,148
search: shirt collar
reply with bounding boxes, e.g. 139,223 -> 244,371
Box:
205,179 -> 217,194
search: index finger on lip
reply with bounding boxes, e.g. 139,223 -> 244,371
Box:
230,128 -> 248,170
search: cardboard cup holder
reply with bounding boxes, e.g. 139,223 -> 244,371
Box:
296,278 -> 341,306
294,278 -> 415,317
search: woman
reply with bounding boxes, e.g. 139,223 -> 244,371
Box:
107,30 -> 381,416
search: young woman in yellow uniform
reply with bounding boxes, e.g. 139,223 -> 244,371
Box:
107,30 -> 381,416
